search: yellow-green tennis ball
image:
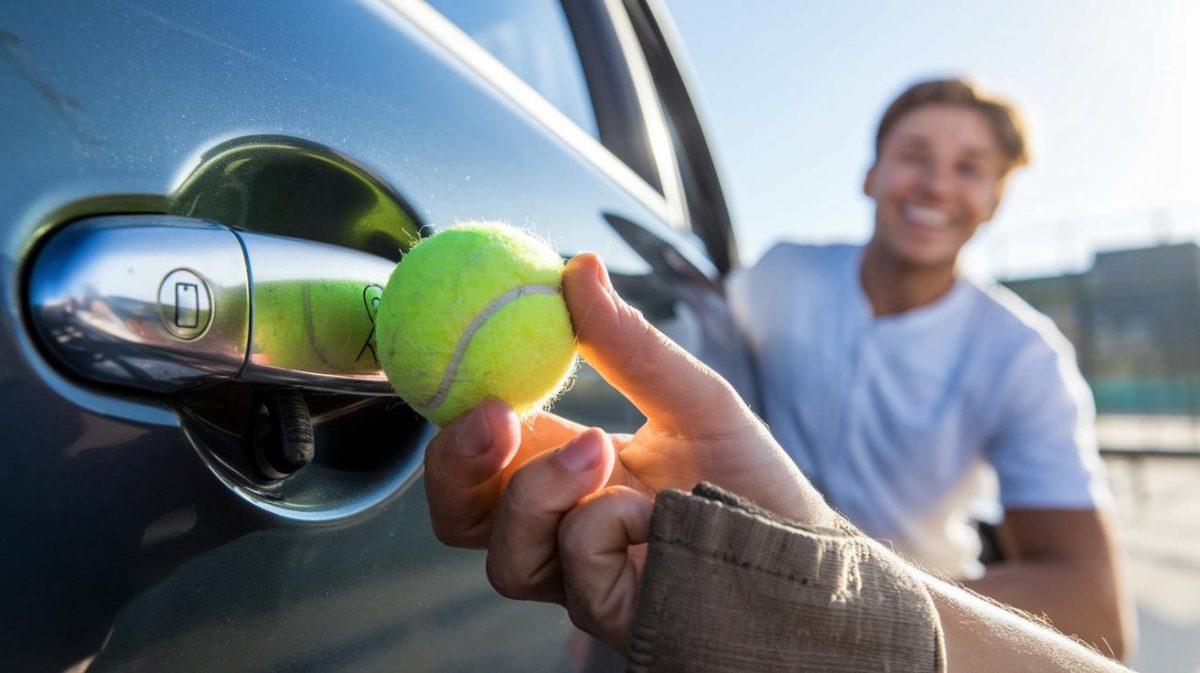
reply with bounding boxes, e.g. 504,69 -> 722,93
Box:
375,222 -> 578,426
253,280 -> 380,375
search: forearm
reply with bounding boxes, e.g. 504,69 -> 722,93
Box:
627,485 -> 1133,672
963,560 -> 1131,660
927,573 -> 1130,673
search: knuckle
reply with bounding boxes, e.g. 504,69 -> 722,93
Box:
429,517 -> 457,546
425,487 -> 462,544
485,552 -> 524,600
625,314 -> 658,364
484,553 -> 511,596
564,598 -> 593,636
557,513 -> 587,562
433,515 -> 491,550
422,442 -> 454,488
501,468 -> 537,512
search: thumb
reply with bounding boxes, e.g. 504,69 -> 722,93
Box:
563,253 -> 748,436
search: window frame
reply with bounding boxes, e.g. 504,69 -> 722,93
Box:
618,0 -> 739,272
561,0 -> 689,233
382,0 -> 693,235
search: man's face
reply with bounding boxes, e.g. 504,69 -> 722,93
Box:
864,104 -> 1008,270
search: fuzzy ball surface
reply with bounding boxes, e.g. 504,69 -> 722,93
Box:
375,222 -> 577,426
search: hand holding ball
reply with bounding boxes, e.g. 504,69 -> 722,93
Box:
375,222 -> 578,426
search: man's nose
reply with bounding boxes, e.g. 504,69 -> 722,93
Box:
917,162 -> 954,200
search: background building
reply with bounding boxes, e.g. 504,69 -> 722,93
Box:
1005,242 -> 1200,417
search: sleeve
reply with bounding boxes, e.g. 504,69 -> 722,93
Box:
626,484 -> 946,673
985,330 -> 1113,510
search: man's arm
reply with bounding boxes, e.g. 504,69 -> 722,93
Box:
559,483 -> 1133,673
928,567 -> 1130,673
963,508 -> 1136,661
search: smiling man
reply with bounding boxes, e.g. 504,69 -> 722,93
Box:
729,78 -> 1135,660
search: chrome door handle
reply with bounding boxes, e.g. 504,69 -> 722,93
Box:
28,215 -> 396,394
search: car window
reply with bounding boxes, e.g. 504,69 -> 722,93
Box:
426,0 -> 599,139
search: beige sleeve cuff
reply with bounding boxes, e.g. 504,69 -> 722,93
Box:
626,483 -> 946,673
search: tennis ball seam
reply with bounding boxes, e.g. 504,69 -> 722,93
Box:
416,281 -> 560,414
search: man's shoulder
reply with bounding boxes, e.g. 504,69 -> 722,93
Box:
728,242 -> 860,329
962,277 -> 1075,361
759,240 -> 860,261
751,241 -> 860,278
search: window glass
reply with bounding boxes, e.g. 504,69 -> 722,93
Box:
427,0 -> 599,138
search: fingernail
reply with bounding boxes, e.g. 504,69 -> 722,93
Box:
455,406 -> 493,457
556,431 -> 602,472
594,259 -> 613,292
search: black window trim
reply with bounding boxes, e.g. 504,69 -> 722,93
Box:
381,0 -> 687,235
619,0 -> 739,273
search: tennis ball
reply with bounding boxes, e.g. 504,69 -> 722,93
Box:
252,280 -> 382,375
375,222 -> 578,426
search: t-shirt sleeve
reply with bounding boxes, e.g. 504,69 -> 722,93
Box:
985,332 -> 1113,510
727,243 -> 797,353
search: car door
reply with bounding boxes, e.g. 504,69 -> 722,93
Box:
0,1 -> 751,670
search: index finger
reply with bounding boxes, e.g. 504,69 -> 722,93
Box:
562,253 -> 747,437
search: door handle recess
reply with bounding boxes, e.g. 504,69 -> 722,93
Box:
27,215 -> 396,395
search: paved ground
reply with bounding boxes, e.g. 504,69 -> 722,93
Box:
1105,454 -> 1200,672
1097,415 -> 1200,453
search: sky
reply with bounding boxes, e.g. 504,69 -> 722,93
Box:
665,0 -> 1200,280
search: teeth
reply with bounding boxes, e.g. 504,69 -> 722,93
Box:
904,205 -> 948,228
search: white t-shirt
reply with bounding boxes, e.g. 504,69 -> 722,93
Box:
728,243 -> 1112,579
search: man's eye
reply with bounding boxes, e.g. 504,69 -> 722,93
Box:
957,163 -> 981,178
900,152 -> 928,164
